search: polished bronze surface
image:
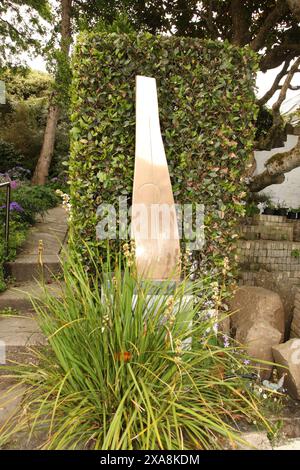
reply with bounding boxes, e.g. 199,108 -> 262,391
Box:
132,76 -> 181,280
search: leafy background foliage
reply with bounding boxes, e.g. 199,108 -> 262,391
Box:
69,32 -> 258,289
0,69 -> 69,176
0,0 -> 51,68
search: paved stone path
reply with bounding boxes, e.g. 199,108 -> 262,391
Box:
5,206 -> 67,282
0,205 -> 67,353
0,206 -> 67,429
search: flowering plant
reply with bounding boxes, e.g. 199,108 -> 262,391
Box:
0,245 -> 274,450
0,201 -> 24,212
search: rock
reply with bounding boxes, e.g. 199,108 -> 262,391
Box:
237,321 -> 282,379
272,339 -> 300,400
238,431 -> 272,450
230,286 -> 285,378
291,288 -> 300,338
230,286 -> 285,338
249,271 -> 296,336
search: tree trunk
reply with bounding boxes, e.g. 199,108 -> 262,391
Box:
230,0 -> 251,46
287,0 -> 300,20
32,0 -> 72,185
32,103 -> 59,185
249,138 -> 300,192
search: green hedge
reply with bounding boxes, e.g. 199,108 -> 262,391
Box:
69,32 -> 258,287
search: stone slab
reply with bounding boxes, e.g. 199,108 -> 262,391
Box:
0,281 -> 63,313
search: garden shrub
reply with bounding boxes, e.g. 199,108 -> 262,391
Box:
0,68 -> 69,177
69,33 -> 258,290
0,139 -> 24,172
0,181 -> 60,290
0,248 -> 273,449
0,219 -> 28,292
0,102 -> 45,173
11,184 -> 59,224
0,69 -> 52,103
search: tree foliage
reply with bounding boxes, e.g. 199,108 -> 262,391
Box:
0,0 -> 51,68
73,0 -> 300,72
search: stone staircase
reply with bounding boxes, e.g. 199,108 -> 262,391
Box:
0,206 -> 67,367
0,206 -> 67,435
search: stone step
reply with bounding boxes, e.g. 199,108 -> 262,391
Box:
239,271 -> 300,286
253,214 -> 289,225
0,316 -> 46,366
5,255 -> 62,282
0,281 -> 63,313
239,224 -> 293,241
0,381 -> 26,429
18,207 -> 68,255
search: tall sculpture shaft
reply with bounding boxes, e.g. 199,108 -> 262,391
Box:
132,76 -> 181,280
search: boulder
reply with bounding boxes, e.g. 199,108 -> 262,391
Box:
291,288 -> 300,338
230,286 -> 285,338
249,270 -> 296,336
230,286 -> 285,379
272,339 -> 300,400
237,321 -> 282,379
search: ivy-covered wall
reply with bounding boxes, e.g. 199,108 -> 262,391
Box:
69,32 -> 258,287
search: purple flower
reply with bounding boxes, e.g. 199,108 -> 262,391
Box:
10,201 -> 23,212
10,180 -> 19,189
243,359 -> 250,365
0,201 -> 23,212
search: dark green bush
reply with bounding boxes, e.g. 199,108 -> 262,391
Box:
0,69 -> 69,177
0,220 -> 28,292
69,32 -> 258,287
0,183 -> 59,290
0,139 -> 24,172
11,185 -> 59,224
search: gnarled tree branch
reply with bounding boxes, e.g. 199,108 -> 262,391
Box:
272,57 -> 300,113
289,84 -> 300,90
260,43 -> 300,71
256,58 -> 300,151
250,172 -> 286,192
250,137 -> 300,192
250,0 -> 289,52
258,59 -> 291,106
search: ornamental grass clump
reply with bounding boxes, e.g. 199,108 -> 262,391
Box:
0,247 -> 272,450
